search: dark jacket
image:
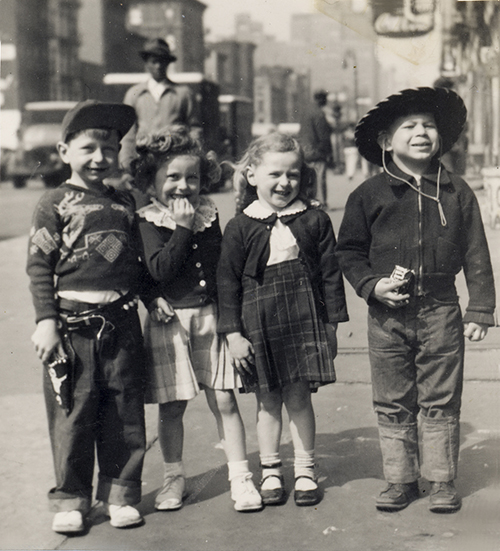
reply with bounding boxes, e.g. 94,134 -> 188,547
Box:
299,105 -> 332,163
217,207 -> 349,334
335,161 -> 495,326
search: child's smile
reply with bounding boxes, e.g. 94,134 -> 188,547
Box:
57,132 -> 120,188
247,151 -> 301,212
154,155 -> 201,208
384,113 -> 440,173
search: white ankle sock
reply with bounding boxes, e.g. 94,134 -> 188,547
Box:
163,461 -> 184,477
260,453 -> 282,490
227,460 -> 251,481
294,449 -> 316,490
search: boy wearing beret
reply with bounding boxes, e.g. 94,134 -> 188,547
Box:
27,100 -> 152,533
336,88 -> 496,513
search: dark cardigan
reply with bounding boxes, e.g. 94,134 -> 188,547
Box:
138,214 -> 222,309
217,206 -> 349,334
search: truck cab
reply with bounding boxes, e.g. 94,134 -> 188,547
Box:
7,101 -> 77,188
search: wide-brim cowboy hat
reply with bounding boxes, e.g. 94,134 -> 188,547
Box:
139,38 -> 177,62
355,87 -> 467,166
61,100 -> 136,142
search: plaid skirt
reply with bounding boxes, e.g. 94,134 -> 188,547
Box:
241,258 -> 336,393
143,303 -> 237,404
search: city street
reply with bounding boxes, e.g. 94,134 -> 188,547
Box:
0,171 -> 499,551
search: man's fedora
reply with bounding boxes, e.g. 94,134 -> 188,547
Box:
139,38 -> 177,62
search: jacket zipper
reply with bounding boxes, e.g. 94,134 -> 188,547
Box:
417,178 -> 424,295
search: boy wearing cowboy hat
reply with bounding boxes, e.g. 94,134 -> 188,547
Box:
336,87 -> 495,513
120,38 -> 201,173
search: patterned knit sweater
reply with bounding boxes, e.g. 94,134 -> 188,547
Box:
27,182 -> 150,323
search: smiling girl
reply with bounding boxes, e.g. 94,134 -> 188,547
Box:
218,132 -> 349,507
134,126 -> 262,513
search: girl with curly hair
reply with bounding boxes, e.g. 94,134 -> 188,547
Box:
134,126 -> 262,513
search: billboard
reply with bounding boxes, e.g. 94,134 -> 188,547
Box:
371,0 -> 436,37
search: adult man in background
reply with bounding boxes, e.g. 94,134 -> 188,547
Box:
120,38 -> 201,173
299,90 -> 334,209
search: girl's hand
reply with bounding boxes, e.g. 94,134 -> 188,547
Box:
226,332 -> 255,375
171,198 -> 195,230
464,322 -> 488,342
373,277 -> 410,309
149,297 -> 176,324
31,318 -> 64,363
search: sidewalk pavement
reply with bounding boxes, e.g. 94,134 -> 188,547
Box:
1,172 -> 499,550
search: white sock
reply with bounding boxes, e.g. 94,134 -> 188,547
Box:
260,453 -> 282,490
163,461 -> 184,478
294,450 -> 317,491
227,460 -> 251,481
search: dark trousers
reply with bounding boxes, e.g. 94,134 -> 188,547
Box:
44,306 -> 146,512
368,296 -> 464,483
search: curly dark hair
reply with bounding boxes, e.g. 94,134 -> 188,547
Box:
232,132 -> 316,214
131,125 -> 221,194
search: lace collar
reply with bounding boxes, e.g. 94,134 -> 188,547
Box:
137,195 -> 217,233
243,199 -> 307,220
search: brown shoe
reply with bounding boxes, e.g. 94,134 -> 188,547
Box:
376,482 -> 419,511
429,481 -> 461,513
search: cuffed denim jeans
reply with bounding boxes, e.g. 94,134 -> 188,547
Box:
368,296 -> 464,483
44,309 -> 146,512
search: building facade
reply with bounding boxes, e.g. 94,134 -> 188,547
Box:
124,0 -> 206,73
440,0 -> 500,169
253,66 -> 310,126
0,0 -> 81,109
205,41 -> 255,99
0,0 -> 81,149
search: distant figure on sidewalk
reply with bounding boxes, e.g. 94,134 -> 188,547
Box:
343,123 -> 358,181
120,38 -> 201,175
336,87 -> 495,515
299,90 -> 333,208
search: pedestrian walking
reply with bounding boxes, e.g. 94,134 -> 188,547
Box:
133,126 -> 262,513
217,132 -> 348,507
336,87 -> 496,513
343,123 -> 358,181
27,100 -> 155,534
298,90 -> 334,209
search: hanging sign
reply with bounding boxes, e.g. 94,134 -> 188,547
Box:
371,0 -> 436,37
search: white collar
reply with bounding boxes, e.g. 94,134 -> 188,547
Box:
137,195 -> 217,233
147,78 -> 170,101
243,199 -> 307,220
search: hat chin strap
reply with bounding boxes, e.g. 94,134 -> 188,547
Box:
381,143 -> 447,227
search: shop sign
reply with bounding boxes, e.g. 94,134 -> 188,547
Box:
371,0 -> 435,37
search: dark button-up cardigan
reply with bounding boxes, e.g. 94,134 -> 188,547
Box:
138,215 -> 221,309
217,207 -> 349,334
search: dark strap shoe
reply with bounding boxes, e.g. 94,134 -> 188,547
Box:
260,474 -> 286,506
376,481 -> 419,511
429,481 -> 461,513
294,476 -> 321,507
